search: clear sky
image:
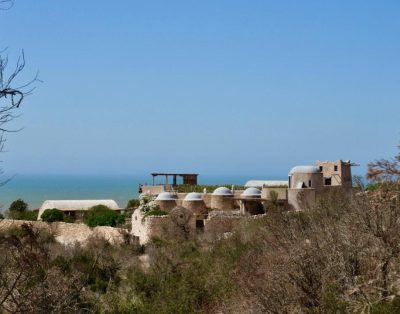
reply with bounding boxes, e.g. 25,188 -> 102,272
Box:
0,0 -> 399,177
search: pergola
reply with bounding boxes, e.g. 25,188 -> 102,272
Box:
150,173 -> 198,186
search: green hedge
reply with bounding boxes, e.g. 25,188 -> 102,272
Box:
84,205 -> 125,227
41,208 -> 64,222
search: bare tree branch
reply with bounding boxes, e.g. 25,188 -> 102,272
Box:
367,145 -> 400,183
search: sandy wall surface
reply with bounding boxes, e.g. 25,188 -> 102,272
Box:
0,219 -> 128,245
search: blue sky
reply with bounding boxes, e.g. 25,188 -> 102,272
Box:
0,0 -> 399,177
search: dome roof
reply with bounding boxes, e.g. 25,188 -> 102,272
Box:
155,192 -> 177,201
289,166 -> 320,175
184,192 -> 203,201
241,187 -> 261,197
212,187 -> 233,196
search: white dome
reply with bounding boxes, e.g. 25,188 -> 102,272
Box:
155,192 -> 177,201
289,166 -> 320,175
184,192 -> 203,201
212,187 -> 233,196
241,187 -> 261,197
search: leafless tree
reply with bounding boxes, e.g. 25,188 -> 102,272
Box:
0,0 -> 14,10
367,145 -> 400,183
0,50 -> 39,183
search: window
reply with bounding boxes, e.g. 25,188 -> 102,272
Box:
334,165 -> 338,171
319,166 -> 323,171
324,177 -> 332,186
309,180 -> 312,187
196,220 -> 204,232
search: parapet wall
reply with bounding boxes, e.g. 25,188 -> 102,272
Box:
262,187 -> 288,200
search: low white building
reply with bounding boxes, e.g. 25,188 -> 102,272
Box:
244,180 -> 288,188
38,199 -> 120,220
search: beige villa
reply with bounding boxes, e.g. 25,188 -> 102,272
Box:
132,160 -> 356,244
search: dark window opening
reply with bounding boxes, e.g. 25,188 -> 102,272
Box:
309,180 -> 312,187
319,166 -> 323,171
334,165 -> 338,171
324,177 -> 332,186
196,220 -> 204,232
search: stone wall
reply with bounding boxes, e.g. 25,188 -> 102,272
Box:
155,200 -> 177,212
261,187 -> 288,200
131,207 -> 196,245
315,160 -> 353,190
204,212 -> 267,235
287,189 -> 316,211
211,195 -> 236,211
0,219 -> 128,245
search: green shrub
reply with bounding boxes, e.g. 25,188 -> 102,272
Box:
20,210 -> 38,221
9,198 -> 28,213
0,212 -> 4,219
126,199 -> 140,209
63,215 -> 76,223
6,199 -> 38,220
371,296 -> 400,314
84,205 -> 125,227
41,208 -> 64,222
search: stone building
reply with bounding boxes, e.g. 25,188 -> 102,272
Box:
238,187 -> 265,215
154,192 -> 178,212
211,187 -> 235,211
131,206 -> 196,245
131,160 -> 355,242
315,160 -> 354,190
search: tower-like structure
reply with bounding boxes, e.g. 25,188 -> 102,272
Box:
315,160 -> 355,190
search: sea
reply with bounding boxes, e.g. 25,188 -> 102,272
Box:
0,174 -> 265,211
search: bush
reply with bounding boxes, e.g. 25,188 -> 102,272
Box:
63,215 -> 76,223
6,199 -> 38,220
19,210 -> 38,221
7,211 -> 38,221
9,198 -> 28,213
126,199 -> 140,209
41,208 -> 64,222
0,212 -> 4,219
84,205 -> 125,227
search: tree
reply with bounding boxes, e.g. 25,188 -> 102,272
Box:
41,208 -> 64,222
0,1 -> 39,184
9,198 -> 27,212
367,145 -> 400,183
84,205 -> 124,227
0,0 -> 14,10
7,198 -> 37,220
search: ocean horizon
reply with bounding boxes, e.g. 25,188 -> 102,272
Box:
0,174 -> 286,211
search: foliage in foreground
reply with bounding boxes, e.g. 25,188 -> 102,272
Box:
1,147 -> 400,313
1,182 -> 400,313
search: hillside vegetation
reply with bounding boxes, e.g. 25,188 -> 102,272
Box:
0,148 -> 399,313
